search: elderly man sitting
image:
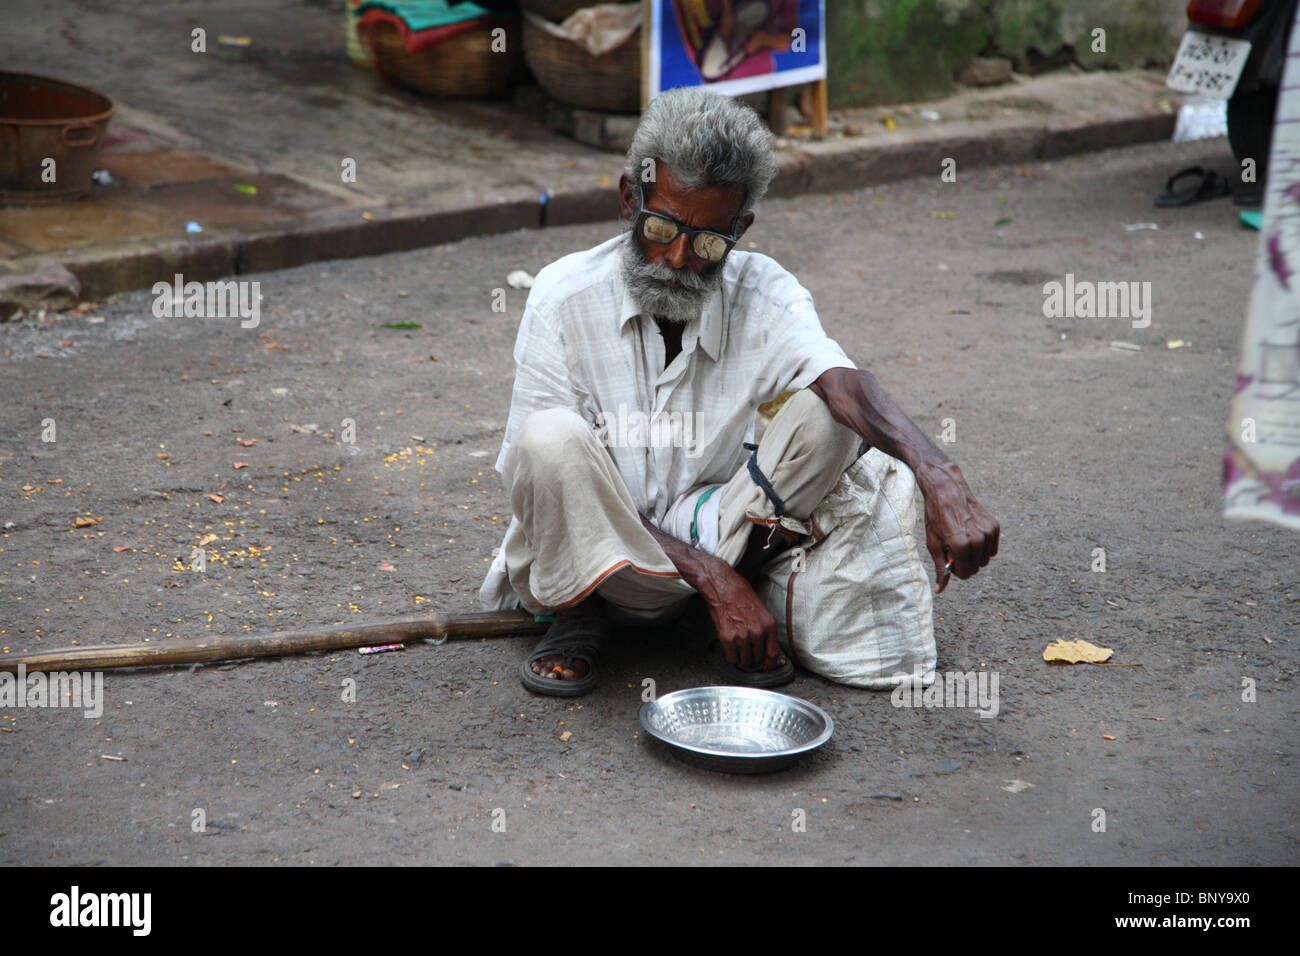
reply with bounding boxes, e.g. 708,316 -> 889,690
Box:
480,87 -> 999,695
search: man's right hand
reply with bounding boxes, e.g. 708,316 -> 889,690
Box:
637,514 -> 783,672
700,563 -> 782,672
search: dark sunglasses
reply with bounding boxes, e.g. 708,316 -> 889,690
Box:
634,181 -> 740,263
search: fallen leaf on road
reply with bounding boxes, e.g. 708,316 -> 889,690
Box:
379,561 -> 395,571
1102,734 -> 1116,740
207,494 -> 224,504
73,516 -> 102,528
233,461 -> 249,470
1043,639 -> 1114,664
46,478 -> 62,485
22,484 -> 36,493
112,546 -> 134,553
156,453 -> 169,460
236,438 -> 258,446
199,534 -> 218,546
559,731 -> 573,742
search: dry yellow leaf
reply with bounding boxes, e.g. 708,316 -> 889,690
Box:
1043,639 -> 1113,664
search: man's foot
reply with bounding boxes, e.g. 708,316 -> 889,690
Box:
519,607 -> 610,697
528,654 -> 590,682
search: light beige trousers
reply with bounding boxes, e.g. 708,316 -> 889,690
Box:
498,389 -> 862,622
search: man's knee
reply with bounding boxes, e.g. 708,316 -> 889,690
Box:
513,408 -> 595,463
504,408 -> 600,489
777,388 -> 860,462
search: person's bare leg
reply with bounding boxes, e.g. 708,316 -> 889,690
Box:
734,521 -> 800,585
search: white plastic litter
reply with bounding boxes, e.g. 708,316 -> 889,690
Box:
506,269 -> 534,289
1172,96 -> 1228,142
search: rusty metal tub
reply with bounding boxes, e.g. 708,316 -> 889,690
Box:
0,72 -> 114,205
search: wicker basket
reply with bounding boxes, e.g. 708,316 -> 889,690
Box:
522,12 -> 640,112
365,18 -> 522,98
346,0 -> 375,69
517,0 -> 594,20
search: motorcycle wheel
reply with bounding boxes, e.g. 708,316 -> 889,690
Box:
1227,85 -> 1278,184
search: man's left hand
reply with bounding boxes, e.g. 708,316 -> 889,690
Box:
915,460 -> 1000,594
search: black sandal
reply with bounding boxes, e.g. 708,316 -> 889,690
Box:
711,639 -> 796,688
1154,166 -> 1230,207
519,614 -> 610,697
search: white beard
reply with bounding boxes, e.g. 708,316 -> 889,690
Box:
619,228 -> 724,325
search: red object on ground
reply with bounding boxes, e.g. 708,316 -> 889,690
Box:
355,10 -> 483,54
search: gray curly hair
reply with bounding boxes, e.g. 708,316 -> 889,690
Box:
624,87 -> 776,220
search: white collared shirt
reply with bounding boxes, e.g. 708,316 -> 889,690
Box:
494,232 -> 855,523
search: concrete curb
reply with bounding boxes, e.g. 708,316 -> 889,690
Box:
24,106 -> 1176,303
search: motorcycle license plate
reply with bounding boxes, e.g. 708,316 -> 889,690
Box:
1166,30 -> 1252,99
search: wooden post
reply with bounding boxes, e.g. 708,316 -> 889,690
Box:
767,85 -> 791,135
640,0 -> 652,111
808,77 -> 828,138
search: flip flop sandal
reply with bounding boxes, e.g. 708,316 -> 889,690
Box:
1154,166 -> 1230,207
519,614 -> 610,697
1233,187 -> 1263,207
710,637 -> 796,689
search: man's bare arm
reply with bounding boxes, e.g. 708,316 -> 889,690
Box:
809,366 -> 1000,590
638,516 -> 780,671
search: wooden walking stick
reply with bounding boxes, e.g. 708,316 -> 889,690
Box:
0,610 -> 548,675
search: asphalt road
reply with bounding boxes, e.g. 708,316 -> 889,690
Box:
1,137 -> 1296,866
